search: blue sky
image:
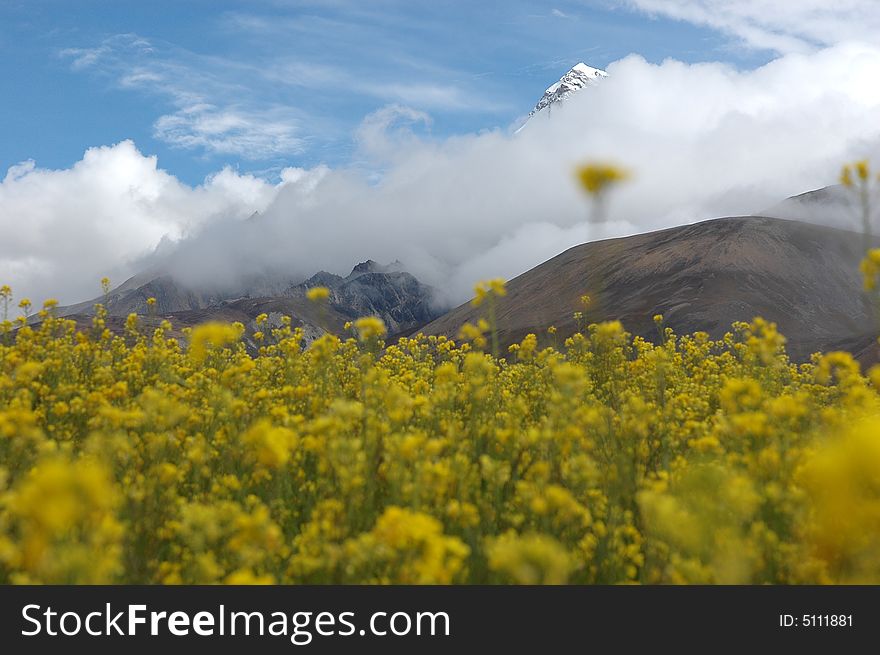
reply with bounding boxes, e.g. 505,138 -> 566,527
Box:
0,0 -> 770,185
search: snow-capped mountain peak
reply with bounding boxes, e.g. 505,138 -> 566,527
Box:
524,62 -> 607,122
570,62 -> 606,77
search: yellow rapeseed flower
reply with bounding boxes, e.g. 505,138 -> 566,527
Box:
306,286 -> 330,302
0,272 -> 878,586
486,532 -> 575,584
354,316 -> 387,340
188,321 -> 243,362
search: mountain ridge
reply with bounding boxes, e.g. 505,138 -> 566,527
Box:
55,258 -> 446,346
420,215 -> 879,363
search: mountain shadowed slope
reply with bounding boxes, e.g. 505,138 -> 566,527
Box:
421,216 -> 879,363
289,260 -> 441,334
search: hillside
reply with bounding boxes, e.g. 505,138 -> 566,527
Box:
55,259 -> 444,345
421,216 -> 879,362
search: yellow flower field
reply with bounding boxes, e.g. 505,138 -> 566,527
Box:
1,283 -> 880,585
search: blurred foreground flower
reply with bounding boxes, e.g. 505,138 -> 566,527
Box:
471,279 -> 506,357
307,286 -> 330,302
354,316 -> 387,341
487,532 -> 575,584
840,159 -> 877,240
4,457 -> 122,583
861,248 -> 880,290
798,416 -> 880,583
840,159 -> 872,188
575,163 -> 630,197
472,278 -> 506,307
188,321 -> 244,362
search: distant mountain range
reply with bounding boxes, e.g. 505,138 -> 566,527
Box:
57,260 -> 443,347
58,210 -> 877,364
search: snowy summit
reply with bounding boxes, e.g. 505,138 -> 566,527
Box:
520,62 -> 607,130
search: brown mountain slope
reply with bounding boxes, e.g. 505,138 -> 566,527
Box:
420,216 -> 879,362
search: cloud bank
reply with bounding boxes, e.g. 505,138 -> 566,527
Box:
4,42 -> 880,306
0,140 -> 288,304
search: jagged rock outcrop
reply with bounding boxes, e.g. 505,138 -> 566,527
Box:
57,259 -> 444,341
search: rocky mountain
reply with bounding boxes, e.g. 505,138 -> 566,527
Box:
288,260 -> 440,334
421,215 -> 879,363
57,259 -> 444,344
58,272 -> 224,318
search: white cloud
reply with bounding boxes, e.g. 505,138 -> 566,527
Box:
6,43 -> 880,308
60,34 -> 154,70
0,141 -> 289,303
151,42 -> 880,303
358,81 -> 500,112
617,0 -> 880,52
59,46 -> 110,70
60,35 -> 306,159
153,104 -> 305,158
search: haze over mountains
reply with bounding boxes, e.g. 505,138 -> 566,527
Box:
56,204 -> 878,363
60,259 -> 442,340
56,62 -> 617,336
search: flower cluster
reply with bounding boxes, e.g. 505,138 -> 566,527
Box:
1,287 -> 880,584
